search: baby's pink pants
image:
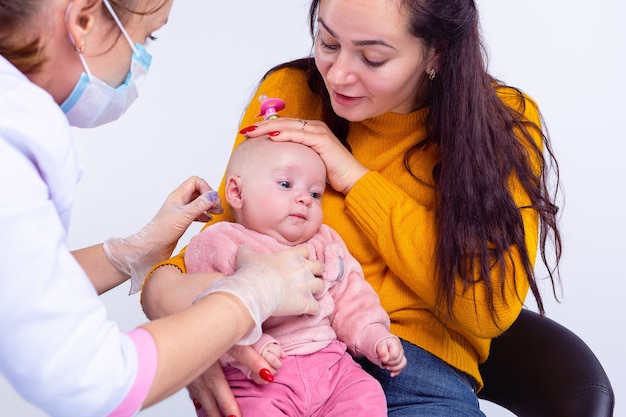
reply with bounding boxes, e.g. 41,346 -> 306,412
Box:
224,340 -> 387,417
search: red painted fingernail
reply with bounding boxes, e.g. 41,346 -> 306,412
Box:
192,398 -> 201,410
259,368 -> 274,382
268,131 -> 280,137
239,125 -> 257,134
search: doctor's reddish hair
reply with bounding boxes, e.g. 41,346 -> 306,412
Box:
0,0 -> 168,74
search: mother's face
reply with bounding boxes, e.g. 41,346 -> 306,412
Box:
313,0 -> 437,121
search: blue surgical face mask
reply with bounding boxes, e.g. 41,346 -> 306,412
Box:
61,0 -> 153,128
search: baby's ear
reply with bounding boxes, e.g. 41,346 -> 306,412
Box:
225,175 -> 244,209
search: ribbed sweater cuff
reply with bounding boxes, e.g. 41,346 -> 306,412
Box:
345,171 -> 404,239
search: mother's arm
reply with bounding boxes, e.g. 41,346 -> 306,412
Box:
142,265 -> 260,417
142,265 -> 221,319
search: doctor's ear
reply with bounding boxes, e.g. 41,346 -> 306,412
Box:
65,0 -> 100,51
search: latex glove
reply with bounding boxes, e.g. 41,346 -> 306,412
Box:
104,176 -> 223,294
195,245 -> 324,345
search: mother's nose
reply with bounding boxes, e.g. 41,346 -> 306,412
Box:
325,52 -> 358,85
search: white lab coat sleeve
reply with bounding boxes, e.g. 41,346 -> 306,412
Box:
0,132 -> 155,415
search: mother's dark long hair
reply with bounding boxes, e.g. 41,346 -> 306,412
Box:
268,0 -> 561,322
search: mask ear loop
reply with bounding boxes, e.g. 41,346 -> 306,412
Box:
65,2 -> 93,78
102,0 -> 139,55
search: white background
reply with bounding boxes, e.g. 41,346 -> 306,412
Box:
1,1 -> 623,416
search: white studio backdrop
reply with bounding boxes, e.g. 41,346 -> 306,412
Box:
1,1 -> 623,416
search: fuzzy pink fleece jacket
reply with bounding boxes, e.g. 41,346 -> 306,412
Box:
184,222 -> 393,367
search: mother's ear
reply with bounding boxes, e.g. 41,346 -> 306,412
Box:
424,47 -> 442,79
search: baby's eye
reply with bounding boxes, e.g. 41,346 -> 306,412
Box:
311,192 -> 322,200
279,181 -> 292,189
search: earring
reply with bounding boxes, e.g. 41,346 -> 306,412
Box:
428,68 -> 436,81
74,40 -> 85,53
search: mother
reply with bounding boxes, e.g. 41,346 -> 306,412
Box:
145,0 -> 562,415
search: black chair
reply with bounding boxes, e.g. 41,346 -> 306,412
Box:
478,309 -> 615,417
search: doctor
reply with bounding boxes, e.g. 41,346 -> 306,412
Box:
0,0 -> 324,416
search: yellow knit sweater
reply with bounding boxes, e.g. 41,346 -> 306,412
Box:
153,67 -> 541,390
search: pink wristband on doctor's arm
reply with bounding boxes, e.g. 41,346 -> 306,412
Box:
108,328 -> 158,417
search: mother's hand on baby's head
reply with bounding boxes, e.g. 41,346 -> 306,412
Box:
240,118 -> 369,194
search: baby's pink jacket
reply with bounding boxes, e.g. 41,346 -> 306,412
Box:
185,222 -> 393,366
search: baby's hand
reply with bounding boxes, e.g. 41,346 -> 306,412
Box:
260,342 -> 286,374
376,336 -> 407,377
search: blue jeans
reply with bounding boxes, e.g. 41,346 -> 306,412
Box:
355,339 -> 486,417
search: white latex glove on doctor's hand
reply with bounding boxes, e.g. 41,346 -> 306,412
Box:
104,176 -> 224,294
195,245 -> 324,345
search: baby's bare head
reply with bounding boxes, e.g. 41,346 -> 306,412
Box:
226,137 -> 325,181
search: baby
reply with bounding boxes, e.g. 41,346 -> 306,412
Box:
185,137 -> 406,416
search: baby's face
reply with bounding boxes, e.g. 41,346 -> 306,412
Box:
237,142 -> 326,245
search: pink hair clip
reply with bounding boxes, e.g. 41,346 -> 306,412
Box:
257,94 -> 286,119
